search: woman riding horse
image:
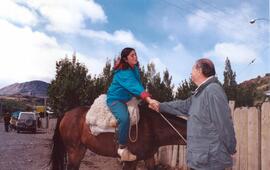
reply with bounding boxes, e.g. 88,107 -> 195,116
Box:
50,48 -> 187,170
107,47 -> 156,161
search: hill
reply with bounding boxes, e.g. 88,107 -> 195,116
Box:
0,80 -> 49,98
238,73 -> 270,105
240,73 -> 270,93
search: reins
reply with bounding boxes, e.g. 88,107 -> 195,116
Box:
129,106 -> 138,143
156,111 -> 187,144
127,102 -> 187,144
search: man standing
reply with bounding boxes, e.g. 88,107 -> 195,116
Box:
3,112 -> 11,132
150,58 -> 236,170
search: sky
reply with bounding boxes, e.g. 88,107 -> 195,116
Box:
0,0 -> 269,89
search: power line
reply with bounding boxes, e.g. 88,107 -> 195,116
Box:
183,0 -> 251,26
158,0 -> 188,19
199,0 -> 235,16
159,0 -> 250,35
160,0 -> 211,21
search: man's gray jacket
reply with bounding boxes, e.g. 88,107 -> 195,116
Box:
160,77 -> 236,170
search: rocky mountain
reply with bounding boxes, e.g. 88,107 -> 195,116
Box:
0,80 -> 49,98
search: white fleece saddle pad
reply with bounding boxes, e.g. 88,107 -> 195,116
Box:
85,94 -> 140,135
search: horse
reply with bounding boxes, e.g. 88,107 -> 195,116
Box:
50,103 -> 187,170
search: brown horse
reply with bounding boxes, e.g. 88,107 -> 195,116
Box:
50,104 -> 187,170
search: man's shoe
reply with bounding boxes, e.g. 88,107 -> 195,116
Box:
117,148 -> 137,161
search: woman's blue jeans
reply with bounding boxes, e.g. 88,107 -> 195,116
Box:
107,100 -> 130,145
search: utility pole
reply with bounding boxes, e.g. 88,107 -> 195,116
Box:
44,97 -> 48,129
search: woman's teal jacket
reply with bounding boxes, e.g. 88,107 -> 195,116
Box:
107,65 -> 149,103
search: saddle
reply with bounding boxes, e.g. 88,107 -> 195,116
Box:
85,94 -> 140,135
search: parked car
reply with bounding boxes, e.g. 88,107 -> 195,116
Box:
16,112 -> 37,133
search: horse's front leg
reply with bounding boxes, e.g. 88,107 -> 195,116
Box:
122,161 -> 138,170
144,156 -> 156,170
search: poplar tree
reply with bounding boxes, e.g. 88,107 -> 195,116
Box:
160,69 -> 174,101
223,57 -> 237,101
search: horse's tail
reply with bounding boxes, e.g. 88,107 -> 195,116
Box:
50,116 -> 66,170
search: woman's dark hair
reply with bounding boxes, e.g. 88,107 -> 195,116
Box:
195,58 -> 216,77
114,47 -> 138,70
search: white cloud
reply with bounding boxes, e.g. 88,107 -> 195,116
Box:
11,0 -> 146,50
20,0 -> 107,33
76,53 -> 107,77
173,43 -> 186,52
80,29 -> 146,50
0,0 -> 37,26
168,35 -> 176,41
0,0 -> 148,88
0,19 -> 105,86
5,0 -> 146,56
205,42 -> 257,63
187,10 -> 213,33
149,57 -> 167,74
145,43 -> 196,85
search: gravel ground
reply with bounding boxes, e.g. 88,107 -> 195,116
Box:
0,122 -> 152,170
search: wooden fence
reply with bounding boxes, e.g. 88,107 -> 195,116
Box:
155,101 -> 270,170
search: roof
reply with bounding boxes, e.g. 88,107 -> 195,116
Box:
265,90 -> 270,96
11,111 -> 20,118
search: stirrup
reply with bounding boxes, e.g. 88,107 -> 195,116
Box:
117,148 -> 137,161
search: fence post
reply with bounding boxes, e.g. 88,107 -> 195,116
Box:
233,108 -> 240,170
226,100 -> 235,170
158,146 -> 169,165
248,107 -> 260,170
241,107 -> 248,170
229,101 -> 235,117
170,145 -> 178,167
233,107 -> 248,170
261,102 -> 270,170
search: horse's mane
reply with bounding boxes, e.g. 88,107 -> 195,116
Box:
138,102 -> 187,126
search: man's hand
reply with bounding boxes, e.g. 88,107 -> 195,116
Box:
148,99 -> 160,112
145,97 -> 160,112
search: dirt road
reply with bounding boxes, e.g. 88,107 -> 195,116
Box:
0,122 -> 151,170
